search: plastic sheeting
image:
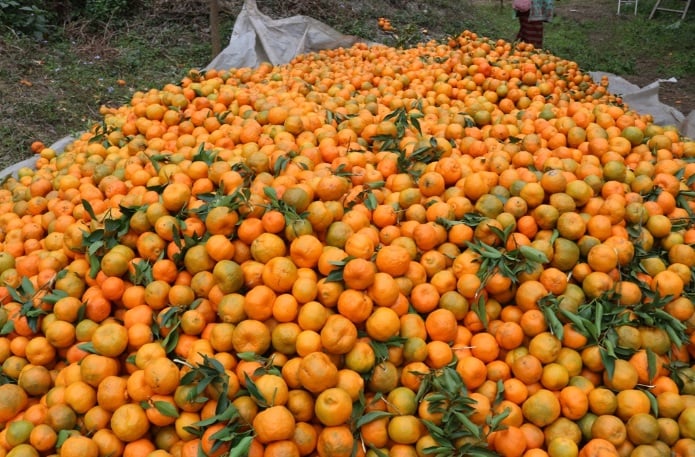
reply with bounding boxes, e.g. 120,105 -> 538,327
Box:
205,0 -> 370,70
0,135 -> 74,181
590,72 -> 694,138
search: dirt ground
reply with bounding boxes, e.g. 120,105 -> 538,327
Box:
552,0 -> 695,120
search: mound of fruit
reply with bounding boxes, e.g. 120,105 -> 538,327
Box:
1,30 -> 695,457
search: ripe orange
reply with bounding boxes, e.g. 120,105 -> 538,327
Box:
252,405 -> 296,444
522,388 -> 561,427
110,403 -> 150,442
314,387 -> 353,426
297,351 -> 338,394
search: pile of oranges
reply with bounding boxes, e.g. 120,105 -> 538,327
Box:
377,18 -> 393,33
1,29 -> 695,457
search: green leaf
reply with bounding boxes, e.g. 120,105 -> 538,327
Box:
664,323 -> 686,348
20,276 -> 35,295
182,424 -> 204,438
215,402 -> 239,422
583,320 -> 599,344
487,224 -> 508,244
207,355 -> 227,374
600,348 -> 616,380
6,285 -> 22,303
540,302 -> 564,341
594,300 -> 604,336
465,445 -> 504,457
193,375 -> 215,398
518,245 -> 549,263
88,254 -> 101,279
56,430 -> 74,448
420,419 -> 448,441
370,340 -> 390,365
87,239 -> 104,256
493,379 -> 505,406
153,400 -> 180,418
325,268 -> 345,283
647,348 -> 658,384
192,144 -> 218,164
0,320 -> 15,336
441,366 -> 464,394
365,444 -> 389,457
236,352 -> 259,362
229,435 -> 254,457
244,373 -> 267,407
42,290 -> 68,304
422,445 -> 456,456
263,186 -> 278,201
452,410 -> 481,439
273,155 -> 290,176
81,199 -> 98,221
77,342 -> 99,354
487,405 -> 511,431
365,192 -> 378,211
559,308 -> 587,335
473,295 -> 488,330
179,370 -> 198,386
162,325 -> 180,354
603,336 -> 617,359
354,410 -> 393,429
645,389 -> 659,417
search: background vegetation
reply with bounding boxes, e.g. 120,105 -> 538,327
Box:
1,0 -> 693,169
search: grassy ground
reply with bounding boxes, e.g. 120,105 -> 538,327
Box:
0,0 -> 693,170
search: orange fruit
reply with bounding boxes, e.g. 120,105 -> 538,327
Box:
252,405 -> 296,444
143,356 -> 180,395
110,403 -> 150,442
0,383 -> 29,423
297,351 -> 339,394
522,389 -> 561,427
314,387 -> 353,426
59,435 -> 99,457
316,425 -> 354,457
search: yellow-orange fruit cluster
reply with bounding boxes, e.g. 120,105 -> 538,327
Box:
1,29 -> 695,457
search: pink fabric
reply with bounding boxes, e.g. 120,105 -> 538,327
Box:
513,0 -> 532,12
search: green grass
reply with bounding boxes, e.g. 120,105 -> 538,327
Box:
546,11 -> 695,77
0,0 -> 693,169
0,8 -> 232,169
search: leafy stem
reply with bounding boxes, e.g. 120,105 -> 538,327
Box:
414,362 -> 508,457
80,200 -> 139,277
179,354 -> 255,457
263,186 -> 307,223
346,181 -> 385,211
5,276 -> 67,334
153,299 -> 201,354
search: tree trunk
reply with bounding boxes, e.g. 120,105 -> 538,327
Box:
210,0 -> 221,59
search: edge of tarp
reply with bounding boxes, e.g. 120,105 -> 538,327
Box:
0,135 -> 76,181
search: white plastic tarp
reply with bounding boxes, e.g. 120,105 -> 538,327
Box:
205,0 -> 370,70
0,136 -> 75,181
590,71 -> 694,137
